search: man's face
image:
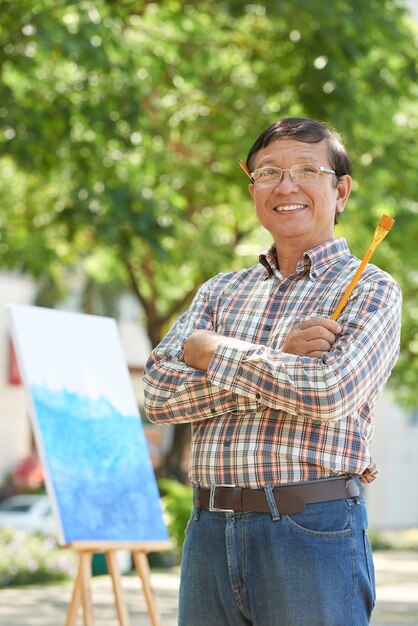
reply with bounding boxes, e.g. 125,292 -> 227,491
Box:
248,138 -> 351,251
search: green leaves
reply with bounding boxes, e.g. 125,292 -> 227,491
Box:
1,0 -> 417,406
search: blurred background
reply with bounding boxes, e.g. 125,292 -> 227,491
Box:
0,0 -> 417,572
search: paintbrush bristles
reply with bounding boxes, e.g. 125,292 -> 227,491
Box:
379,214 -> 395,231
371,215 -> 395,251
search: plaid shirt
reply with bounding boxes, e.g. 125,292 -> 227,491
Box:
143,238 -> 402,487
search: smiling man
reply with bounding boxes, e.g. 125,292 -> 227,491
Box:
142,118 -> 402,626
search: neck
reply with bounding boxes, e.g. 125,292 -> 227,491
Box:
274,235 -> 335,277
275,251 -> 299,277
273,237 -> 306,277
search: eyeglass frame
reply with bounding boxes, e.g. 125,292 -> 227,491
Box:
249,164 -> 337,186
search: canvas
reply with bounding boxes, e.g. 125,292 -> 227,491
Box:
7,304 -> 169,545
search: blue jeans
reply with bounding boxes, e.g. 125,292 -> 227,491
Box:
178,481 -> 375,625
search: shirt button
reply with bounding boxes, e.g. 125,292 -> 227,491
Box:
265,324 -> 272,331
256,393 -> 261,399
279,284 -> 286,292
210,407 -> 216,414
224,439 -> 231,447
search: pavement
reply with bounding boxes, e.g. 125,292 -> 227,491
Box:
372,551 -> 418,625
0,551 -> 417,625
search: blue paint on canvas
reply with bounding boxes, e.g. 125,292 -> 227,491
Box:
31,383 -> 169,544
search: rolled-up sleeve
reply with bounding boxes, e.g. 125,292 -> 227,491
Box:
142,277 -> 259,424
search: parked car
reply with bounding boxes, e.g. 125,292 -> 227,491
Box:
0,494 -> 56,536
0,495 -> 132,572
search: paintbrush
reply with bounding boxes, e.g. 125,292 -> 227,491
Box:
239,160 -> 252,180
331,214 -> 395,320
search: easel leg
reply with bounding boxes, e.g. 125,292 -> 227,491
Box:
105,551 -> 131,626
65,551 -> 94,626
132,551 -> 161,626
80,551 -> 94,626
65,564 -> 82,626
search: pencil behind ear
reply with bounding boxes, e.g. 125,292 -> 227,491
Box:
239,160 -> 252,180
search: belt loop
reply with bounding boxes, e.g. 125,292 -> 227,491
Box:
264,485 -> 280,521
192,485 -> 201,520
193,483 -> 199,507
349,475 -> 363,504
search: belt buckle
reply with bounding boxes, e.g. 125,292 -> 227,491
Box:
209,484 -> 236,512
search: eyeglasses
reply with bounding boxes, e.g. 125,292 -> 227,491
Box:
239,161 -> 337,187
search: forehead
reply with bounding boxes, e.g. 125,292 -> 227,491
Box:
253,138 -> 329,167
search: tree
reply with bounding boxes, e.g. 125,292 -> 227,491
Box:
1,0 -> 417,478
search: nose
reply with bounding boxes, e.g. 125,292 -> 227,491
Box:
272,170 -> 299,193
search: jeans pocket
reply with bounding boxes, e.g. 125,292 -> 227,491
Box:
284,499 -> 354,538
363,528 -> 376,605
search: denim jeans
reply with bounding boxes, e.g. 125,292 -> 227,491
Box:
178,480 -> 375,625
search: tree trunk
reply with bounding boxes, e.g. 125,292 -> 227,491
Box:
147,318 -> 193,484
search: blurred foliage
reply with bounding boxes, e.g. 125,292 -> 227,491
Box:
369,527 -> 418,552
0,0 -> 417,407
0,527 -> 77,587
159,477 -> 192,555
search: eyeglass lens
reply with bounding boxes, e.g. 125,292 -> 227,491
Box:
252,164 -> 321,186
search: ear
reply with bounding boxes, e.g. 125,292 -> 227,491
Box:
248,183 -> 255,202
335,175 -> 352,215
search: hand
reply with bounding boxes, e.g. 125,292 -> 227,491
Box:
282,317 -> 341,358
184,330 -> 254,372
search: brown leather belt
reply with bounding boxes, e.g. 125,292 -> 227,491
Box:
195,476 -> 360,515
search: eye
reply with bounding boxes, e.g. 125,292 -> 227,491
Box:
295,164 -> 318,175
256,167 -> 280,178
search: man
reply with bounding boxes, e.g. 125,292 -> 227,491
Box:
142,117 -> 402,625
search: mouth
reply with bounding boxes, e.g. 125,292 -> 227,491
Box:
273,203 -> 307,213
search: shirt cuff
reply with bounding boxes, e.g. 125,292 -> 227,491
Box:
207,344 -> 263,408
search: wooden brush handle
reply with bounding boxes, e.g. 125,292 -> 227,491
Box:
331,249 -> 373,320
331,214 -> 394,321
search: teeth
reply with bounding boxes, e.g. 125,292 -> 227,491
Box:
274,204 -> 305,212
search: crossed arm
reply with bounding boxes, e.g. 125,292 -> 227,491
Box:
142,275 -> 401,425
184,318 -> 342,372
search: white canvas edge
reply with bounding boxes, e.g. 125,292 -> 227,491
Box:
6,303 -> 66,543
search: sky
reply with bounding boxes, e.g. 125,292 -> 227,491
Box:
407,0 -> 418,19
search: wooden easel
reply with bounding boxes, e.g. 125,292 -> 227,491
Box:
64,540 -> 172,626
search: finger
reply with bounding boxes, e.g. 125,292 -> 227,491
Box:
305,350 -> 328,359
297,326 -> 337,344
190,329 -> 217,339
305,338 -> 333,352
298,317 -> 341,334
